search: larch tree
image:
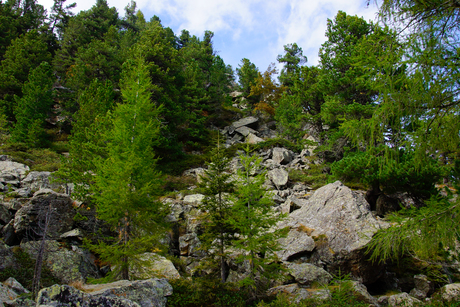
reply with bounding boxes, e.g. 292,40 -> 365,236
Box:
90,57 -> 167,280
230,146 -> 286,297
198,139 -> 235,283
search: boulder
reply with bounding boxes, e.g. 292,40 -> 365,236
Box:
266,284 -> 312,304
272,147 -> 294,165
129,253 -> 180,280
231,116 -> 258,129
0,282 -> 19,306
179,233 -> 202,257
0,161 -> 29,189
37,284 -> 140,307
287,263 -> 332,286
277,227 -> 315,261
2,278 -> 28,295
279,181 -> 388,283
409,274 -> 431,300
21,171 -> 59,191
348,281 -> 379,305
267,168 -> 289,189
83,278 -> 173,307
14,193 -> 75,240
388,292 -> 422,306
439,283 -> 460,303
0,203 -> 11,225
235,126 -> 257,137
0,243 -> 16,270
183,194 -> 205,206
246,133 -> 264,144
21,240 -> 99,284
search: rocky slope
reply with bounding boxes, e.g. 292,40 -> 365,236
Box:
1,116 -> 460,306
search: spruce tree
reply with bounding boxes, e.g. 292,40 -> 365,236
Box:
89,57 -> 166,280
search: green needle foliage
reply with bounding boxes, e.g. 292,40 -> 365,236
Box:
12,62 -> 54,147
199,138 -> 235,283
89,57 -> 167,280
230,145 -> 287,297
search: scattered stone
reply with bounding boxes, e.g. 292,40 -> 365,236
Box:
231,116 -> 258,129
183,194 -> 205,206
246,133 -> 264,144
235,126 -> 257,137
272,147 -> 294,165
267,168 -> 289,189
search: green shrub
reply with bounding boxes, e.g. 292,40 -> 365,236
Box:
167,277 -> 251,307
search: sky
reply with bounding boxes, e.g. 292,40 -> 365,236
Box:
37,0 -> 380,74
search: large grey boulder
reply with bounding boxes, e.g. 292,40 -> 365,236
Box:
279,181 -> 388,283
83,278 -> 173,307
37,284 -> 140,307
21,240 -> 99,284
13,192 -> 75,240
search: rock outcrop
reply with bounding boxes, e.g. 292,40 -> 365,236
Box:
278,181 -> 388,283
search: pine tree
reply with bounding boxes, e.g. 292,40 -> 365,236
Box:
230,146 -> 286,297
198,138 -> 235,282
89,57 -> 166,280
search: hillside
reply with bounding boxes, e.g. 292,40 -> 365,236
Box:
1,0 -> 460,306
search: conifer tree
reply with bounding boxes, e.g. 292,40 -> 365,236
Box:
55,79 -> 115,200
89,57 -> 166,280
230,146 -> 286,296
199,138 -> 235,282
12,61 -> 54,147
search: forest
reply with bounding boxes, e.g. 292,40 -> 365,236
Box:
0,0 -> 460,305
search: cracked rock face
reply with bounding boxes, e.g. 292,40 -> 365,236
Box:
278,181 -> 388,283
